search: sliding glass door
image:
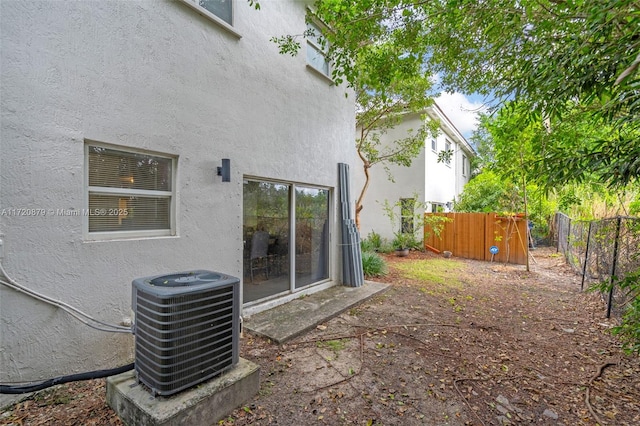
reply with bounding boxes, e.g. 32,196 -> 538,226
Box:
294,186 -> 329,288
243,179 -> 330,304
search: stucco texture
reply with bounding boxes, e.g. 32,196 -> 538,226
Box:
0,0 -> 355,386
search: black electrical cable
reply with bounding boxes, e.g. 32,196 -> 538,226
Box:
0,363 -> 135,394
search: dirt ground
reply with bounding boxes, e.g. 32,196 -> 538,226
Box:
2,246 -> 639,425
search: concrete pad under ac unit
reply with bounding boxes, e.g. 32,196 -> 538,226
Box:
106,358 -> 259,426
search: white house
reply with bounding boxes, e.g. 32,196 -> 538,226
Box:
0,0 -> 356,389
354,103 -> 476,242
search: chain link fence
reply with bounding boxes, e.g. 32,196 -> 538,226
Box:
553,213 -> 640,318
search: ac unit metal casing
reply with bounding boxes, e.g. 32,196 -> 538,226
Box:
132,270 -> 240,396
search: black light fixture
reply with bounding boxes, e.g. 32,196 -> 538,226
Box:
217,158 -> 230,182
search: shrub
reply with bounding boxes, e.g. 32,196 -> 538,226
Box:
361,251 -> 387,277
361,238 -> 377,253
360,230 -> 395,254
591,269 -> 640,354
376,241 -> 395,254
361,231 -> 383,252
392,232 -> 415,250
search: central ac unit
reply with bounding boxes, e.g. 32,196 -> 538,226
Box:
132,270 -> 240,396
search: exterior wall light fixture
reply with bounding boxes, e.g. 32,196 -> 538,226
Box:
217,159 -> 230,182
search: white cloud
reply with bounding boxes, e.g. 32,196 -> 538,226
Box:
434,92 -> 487,139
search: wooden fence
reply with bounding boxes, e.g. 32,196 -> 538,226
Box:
424,212 -> 529,265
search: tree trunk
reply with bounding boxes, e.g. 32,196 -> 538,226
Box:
355,163 -> 371,231
520,150 -> 530,272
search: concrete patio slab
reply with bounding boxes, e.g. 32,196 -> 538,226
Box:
244,281 -> 390,343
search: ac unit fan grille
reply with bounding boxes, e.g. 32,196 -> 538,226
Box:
132,272 -> 239,396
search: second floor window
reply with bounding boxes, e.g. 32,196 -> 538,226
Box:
184,0 -> 233,26
307,22 -> 330,77
444,140 -> 452,166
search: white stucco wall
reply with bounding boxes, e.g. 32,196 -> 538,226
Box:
0,0 -> 355,387
424,131 -> 457,207
355,106 -> 475,242
354,114 -> 427,241
455,148 -> 472,196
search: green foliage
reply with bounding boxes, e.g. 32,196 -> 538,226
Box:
391,232 -> 418,251
454,171 -> 514,213
361,231 -> 388,253
270,2 -> 440,229
426,1 -> 640,187
453,170 -> 554,236
361,231 -> 396,254
436,149 -> 454,165
317,339 -> 348,353
423,214 -> 450,240
615,294 -> 640,354
366,231 -> 382,248
270,0 -> 640,188
360,237 -> 377,253
467,99 -> 639,229
382,196 -> 450,249
361,251 -> 388,278
630,195 -> 640,216
354,72 -> 439,228
591,270 -> 640,354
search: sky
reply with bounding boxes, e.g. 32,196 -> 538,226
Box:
434,91 -> 489,141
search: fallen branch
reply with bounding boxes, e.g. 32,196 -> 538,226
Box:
301,322 -> 462,345
385,330 -> 462,360
453,377 -> 488,426
299,333 -> 361,344
305,373 -> 358,394
585,361 -> 618,426
589,361 -> 617,384
355,322 -> 462,331
303,347 -> 362,394
523,365 -> 583,386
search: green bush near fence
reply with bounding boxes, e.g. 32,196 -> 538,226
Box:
591,270 -> 640,354
562,212 -> 640,355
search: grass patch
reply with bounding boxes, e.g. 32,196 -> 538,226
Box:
393,258 -> 465,293
32,388 -> 73,406
317,339 -> 347,352
317,339 -> 349,361
259,380 -> 274,396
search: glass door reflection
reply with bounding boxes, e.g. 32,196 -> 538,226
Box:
243,180 -> 290,303
243,180 -> 330,304
294,187 -> 329,288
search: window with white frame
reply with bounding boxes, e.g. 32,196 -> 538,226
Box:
462,154 -> 468,176
431,139 -> 437,152
400,198 -> 416,234
180,0 -> 233,27
306,21 -> 330,77
86,143 -> 176,238
444,140 -> 452,166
